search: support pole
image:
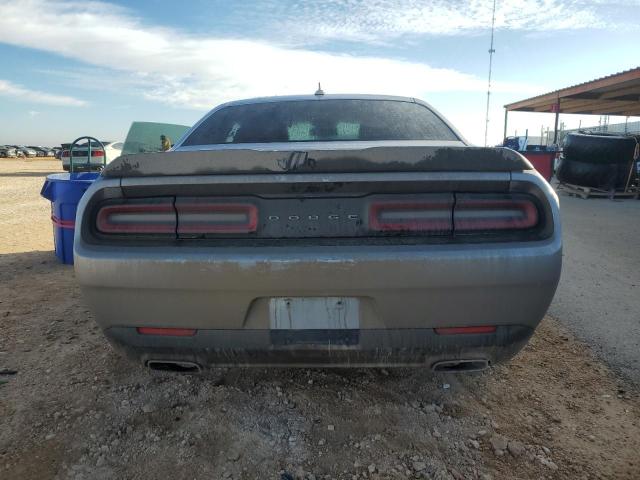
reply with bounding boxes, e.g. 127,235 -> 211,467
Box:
503,109 -> 508,143
552,99 -> 560,145
484,0 -> 497,147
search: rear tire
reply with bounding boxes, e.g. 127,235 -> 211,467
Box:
559,133 -> 638,189
563,133 -> 636,165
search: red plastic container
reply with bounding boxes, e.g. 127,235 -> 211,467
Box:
521,151 -> 556,182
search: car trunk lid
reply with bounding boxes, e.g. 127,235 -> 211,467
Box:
102,145 -> 532,178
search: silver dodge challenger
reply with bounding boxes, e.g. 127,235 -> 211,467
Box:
74,94 -> 562,373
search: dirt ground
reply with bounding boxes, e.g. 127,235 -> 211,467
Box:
549,193 -> 640,384
1,158 -> 639,480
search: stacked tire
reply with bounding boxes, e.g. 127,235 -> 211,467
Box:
556,133 -> 638,190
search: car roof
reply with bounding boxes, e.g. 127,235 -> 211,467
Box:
217,93 -> 417,109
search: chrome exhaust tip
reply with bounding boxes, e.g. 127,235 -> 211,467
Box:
146,360 -> 202,374
431,359 -> 489,373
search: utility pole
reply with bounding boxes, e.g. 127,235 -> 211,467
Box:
484,0 -> 497,147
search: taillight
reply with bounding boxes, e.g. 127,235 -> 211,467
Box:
369,198 -> 453,233
91,150 -> 104,157
62,150 -> 70,157
454,195 -> 539,232
96,200 -> 175,234
176,199 -> 258,235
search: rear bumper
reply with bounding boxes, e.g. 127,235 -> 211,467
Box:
76,237 -> 561,368
76,239 -> 561,330
105,325 -> 534,368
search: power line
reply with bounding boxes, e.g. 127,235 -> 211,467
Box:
484,0 -> 497,147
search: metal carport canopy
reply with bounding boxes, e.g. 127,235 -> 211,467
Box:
503,67 -> 640,141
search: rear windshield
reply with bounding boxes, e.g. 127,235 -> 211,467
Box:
182,99 -> 459,146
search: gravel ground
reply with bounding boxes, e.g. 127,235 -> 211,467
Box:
1,159 -> 639,480
549,192 -> 640,385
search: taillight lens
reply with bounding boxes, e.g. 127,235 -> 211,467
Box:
454,195 -> 539,232
96,200 -> 175,234
176,199 -> 258,235
90,150 -> 104,157
369,198 -> 453,233
62,150 -> 70,157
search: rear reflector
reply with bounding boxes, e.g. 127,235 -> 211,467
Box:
96,201 -> 176,234
435,325 -> 497,335
176,200 -> 258,234
454,196 -> 539,231
369,199 -> 452,233
137,327 -> 197,336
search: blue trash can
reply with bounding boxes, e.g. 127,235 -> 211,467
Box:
40,172 -> 100,265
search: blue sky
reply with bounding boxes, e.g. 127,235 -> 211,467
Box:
0,0 -> 638,146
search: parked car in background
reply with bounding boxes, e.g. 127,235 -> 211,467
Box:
27,146 -> 43,157
39,147 -> 56,157
27,146 -> 47,157
0,146 -> 18,158
61,140 -> 123,171
12,146 -> 37,157
104,141 -> 123,161
75,94 -> 562,373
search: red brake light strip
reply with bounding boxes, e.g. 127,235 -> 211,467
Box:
96,203 -> 176,234
177,203 -> 258,234
454,198 -> 539,231
435,326 -> 497,335
369,201 -> 452,232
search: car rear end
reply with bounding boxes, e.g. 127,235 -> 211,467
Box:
61,142 -> 107,171
21,147 -> 37,157
74,95 -> 561,371
0,147 -> 17,157
28,146 -> 45,157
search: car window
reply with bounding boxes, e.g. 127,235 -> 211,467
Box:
121,121 -> 190,155
182,99 -> 459,146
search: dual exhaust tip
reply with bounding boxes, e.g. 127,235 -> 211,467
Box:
147,360 -> 202,374
146,359 -> 489,374
431,359 -> 489,373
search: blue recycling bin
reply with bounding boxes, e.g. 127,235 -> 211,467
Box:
40,172 -> 100,264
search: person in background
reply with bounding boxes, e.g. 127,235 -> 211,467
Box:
160,134 -> 172,152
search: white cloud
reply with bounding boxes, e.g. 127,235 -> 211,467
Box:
0,0 -> 537,115
0,78 -> 87,106
12,0 -> 627,143
259,0 -> 613,44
